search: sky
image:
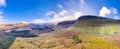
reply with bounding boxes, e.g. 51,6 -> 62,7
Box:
0,0 -> 120,24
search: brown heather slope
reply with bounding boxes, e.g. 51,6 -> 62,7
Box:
9,30 -> 120,49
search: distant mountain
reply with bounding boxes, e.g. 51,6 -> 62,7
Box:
52,20 -> 76,32
12,23 -> 27,27
77,15 -> 112,20
0,23 -> 28,30
57,20 -> 76,28
77,15 -> 120,24
0,23 -> 28,35
69,15 -> 120,34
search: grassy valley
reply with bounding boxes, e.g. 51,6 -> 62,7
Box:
9,15 -> 120,49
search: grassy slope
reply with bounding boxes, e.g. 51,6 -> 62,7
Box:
69,18 -> 120,35
9,33 -> 120,49
0,35 -> 15,49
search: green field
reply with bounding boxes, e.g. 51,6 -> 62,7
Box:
0,35 -> 16,49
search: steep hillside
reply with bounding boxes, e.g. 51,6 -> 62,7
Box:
57,20 -> 76,28
54,20 -> 76,32
69,15 -> 120,34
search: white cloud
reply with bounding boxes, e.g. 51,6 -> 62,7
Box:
73,11 -> 82,19
32,19 -> 46,24
33,0 -> 87,25
114,16 -> 120,20
0,0 -> 6,7
99,6 -> 118,17
58,4 -> 63,9
0,15 -> 3,19
69,0 -> 75,3
111,8 -> 118,14
21,21 -> 28,24
45,10 -> 82,24
0,11 -> 8,24
59,10 -> 68,16
0,14 -> 8,24
35,2 -> 84,24
68,0 -> 86,8
0,11 -> 3,15
45,11 -> 55,16
0,0 -> 7,24
79,0 -> 85,8
0,16 -> 8,24
99,7 -> 111,17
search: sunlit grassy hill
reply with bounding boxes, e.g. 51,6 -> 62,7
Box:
69,15 -> 120,34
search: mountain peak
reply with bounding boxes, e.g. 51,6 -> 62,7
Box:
77,15 -> 111,21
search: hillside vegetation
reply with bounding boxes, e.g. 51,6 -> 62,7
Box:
0,35 -> 15,49
9,31 -> 120,49
69,15 -> 120,34
9,15 -> 120,49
